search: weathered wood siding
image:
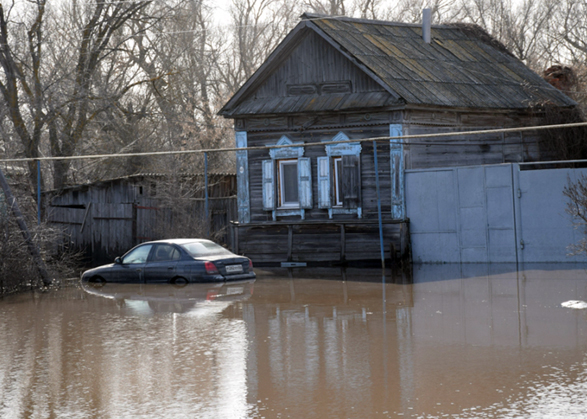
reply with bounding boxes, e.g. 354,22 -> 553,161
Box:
403,110 -> 545,169
233,221 -> 406,264
245,124 -> 393,223
46,175 -> 237,264
253,31 -> 386,99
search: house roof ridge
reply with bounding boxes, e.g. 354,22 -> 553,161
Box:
300,12 -> 449,29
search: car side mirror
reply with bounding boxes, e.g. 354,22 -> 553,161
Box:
114,257 -> 122,264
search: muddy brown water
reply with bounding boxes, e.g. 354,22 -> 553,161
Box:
1,264 -> 587,418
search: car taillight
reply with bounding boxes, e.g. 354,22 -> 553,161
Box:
205,261 -> 219,275
248,259 -> 253,270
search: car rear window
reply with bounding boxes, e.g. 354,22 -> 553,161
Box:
181,241 -> 233,258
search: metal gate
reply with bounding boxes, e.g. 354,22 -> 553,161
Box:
406,163 -> 587,263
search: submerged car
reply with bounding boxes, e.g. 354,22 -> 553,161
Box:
81,239 -> 255,284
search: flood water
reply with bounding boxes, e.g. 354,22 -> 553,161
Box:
1,264 -> 587,418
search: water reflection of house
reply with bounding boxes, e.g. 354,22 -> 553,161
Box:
219,13 -> 575,265
240,268 -> 415,415
237,265 -> 587,417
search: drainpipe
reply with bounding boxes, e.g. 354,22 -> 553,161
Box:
422,8 -> 432,44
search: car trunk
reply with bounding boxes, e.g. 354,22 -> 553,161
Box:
205,255 -> 251,277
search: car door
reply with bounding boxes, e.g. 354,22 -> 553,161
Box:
143,244 -> 181,283
110,244 -> 153,283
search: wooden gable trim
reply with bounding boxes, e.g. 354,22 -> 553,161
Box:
303,20 -> 403,103
220,18 -> 405,117
219,22 -> 310,116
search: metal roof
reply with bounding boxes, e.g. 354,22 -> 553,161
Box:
220,14 -> 575,116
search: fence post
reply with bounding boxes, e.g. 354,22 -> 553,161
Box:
373,141 -> 385,269
205,152 -> 209,237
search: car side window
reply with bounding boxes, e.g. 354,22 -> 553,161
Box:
151,244 -> 181,262
170,247 -> 181,261
122,245 -> 152,264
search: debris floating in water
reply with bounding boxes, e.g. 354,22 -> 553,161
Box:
561,300 -> 587,309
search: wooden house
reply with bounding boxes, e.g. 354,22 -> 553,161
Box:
45,173 -> 236,264
219,13 -> 576,265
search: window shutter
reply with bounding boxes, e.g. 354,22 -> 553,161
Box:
342,155 -> 361,209
298,157 -> 313,209
317,157 -> 331,208
262,159 -> 275,211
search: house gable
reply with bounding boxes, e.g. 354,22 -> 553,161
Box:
220,27 -> 401,117
254,31 -> 387,99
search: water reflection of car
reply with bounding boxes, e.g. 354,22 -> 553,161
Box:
81,239 -> 255,284
81,280 -> 255,314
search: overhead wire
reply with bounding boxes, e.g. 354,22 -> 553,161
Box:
1,121 -> 587,163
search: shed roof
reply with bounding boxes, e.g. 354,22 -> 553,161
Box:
220,14 -> 575,116
43,172 -> 236,195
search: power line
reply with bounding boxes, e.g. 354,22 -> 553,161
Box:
2,121 -> 586,163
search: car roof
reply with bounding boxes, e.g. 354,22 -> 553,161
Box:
140,238 -> 216,246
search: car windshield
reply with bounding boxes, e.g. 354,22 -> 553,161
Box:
181,241 -> 233,258
122,244 -> 152,264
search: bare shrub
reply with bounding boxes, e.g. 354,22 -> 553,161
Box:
0,217 -> 38,294
535,105 -> 587,161
136,172 -> 235,246
0,190 -> 84,296
563,174 -> 587,256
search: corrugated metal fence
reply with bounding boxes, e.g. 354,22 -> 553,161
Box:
406,162 -> 587,263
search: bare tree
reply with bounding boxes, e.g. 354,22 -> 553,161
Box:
379,0 -> 460,23
217,0 -> 299,95
0,1 -> 151,191
0,1 -> 46,192
454,0 -> 553,69
553,0 -> 587,61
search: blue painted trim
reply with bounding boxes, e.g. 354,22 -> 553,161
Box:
323,132 -> 362,157
262,159 -> 276,210
322,132 -> 363,216
298,157 -> 313,209
236,131 -> 250,223
272,209 -> 305,220
328,208 -> 362,218
390,124 -> 405,220
317,156 -> 331,208
270,136 -> 305,159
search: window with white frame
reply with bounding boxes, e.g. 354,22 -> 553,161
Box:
318,132 -> 362,218
262,136 -> 312,220
278,159 -> 299,207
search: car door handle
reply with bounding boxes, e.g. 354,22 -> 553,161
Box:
136,268 -> 142,272
167,267 -> 174,270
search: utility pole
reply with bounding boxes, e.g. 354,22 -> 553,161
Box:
0,166 -> 52,286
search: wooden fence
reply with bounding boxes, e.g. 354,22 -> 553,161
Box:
47,196 -> 237,265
